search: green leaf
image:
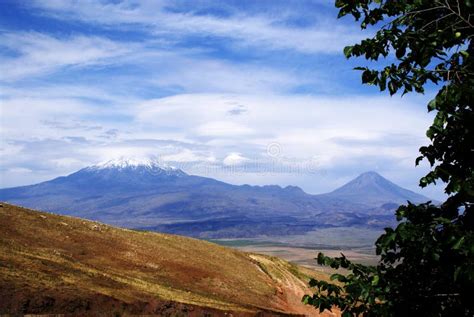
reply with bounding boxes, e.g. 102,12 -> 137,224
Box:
330,273 -> 347,282
454,266 -> 462,281
396,46 -> 406,59
388,81 -> 396,95
428,99 -> 437,111
316,252 -> 326,265
302,295 -> 310,304
343,46 -> 354,58
371,275 -> 380,286
452,237 -> 465,250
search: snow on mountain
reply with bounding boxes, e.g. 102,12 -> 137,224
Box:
87,157 -> 183,173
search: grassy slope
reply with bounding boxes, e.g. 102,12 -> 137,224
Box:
0,203 -> 333,316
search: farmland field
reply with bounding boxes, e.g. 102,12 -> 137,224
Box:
210,227 -> 382,269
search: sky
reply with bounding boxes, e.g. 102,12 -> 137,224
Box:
0,0 -> 445,199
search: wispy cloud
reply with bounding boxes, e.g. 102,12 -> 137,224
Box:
30,0 -> 364,54
0,32 -> 134,80
0,30 -> 308,95
147,57 -> 305,94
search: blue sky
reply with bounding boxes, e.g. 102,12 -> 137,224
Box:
0,0 -> 444,199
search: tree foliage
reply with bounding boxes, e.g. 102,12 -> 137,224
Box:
304,0 -> 474,315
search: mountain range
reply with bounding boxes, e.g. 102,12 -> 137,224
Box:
0,158 -> 433,238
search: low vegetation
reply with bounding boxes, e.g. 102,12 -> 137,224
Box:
0,203 -> 334,316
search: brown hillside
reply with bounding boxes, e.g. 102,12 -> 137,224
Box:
0,203 -> 337,316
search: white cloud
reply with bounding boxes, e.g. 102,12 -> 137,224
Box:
0,32 -> 133,80
134,93 -> 431,159
162,149 -> 215,163
30,0 -> 364,54
223,153 -> 250,166
49,157 -> 85,170
1,89 -> 433,183
0,97 -> 98,139
0,84 -> 136,104
196,121 -> 255,138
6,167 -> 33,173
149,57 -> 303,94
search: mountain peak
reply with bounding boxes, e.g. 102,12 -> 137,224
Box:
333,171 -> 399,193
91,157 -> 179,171
356,171 -> 384,180
325,171 -> 432,206
359,171 -> 381,177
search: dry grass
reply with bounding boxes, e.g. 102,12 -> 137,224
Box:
0,203 -> 337,316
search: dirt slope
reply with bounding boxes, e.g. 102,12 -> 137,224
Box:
0,203 -> 336,316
